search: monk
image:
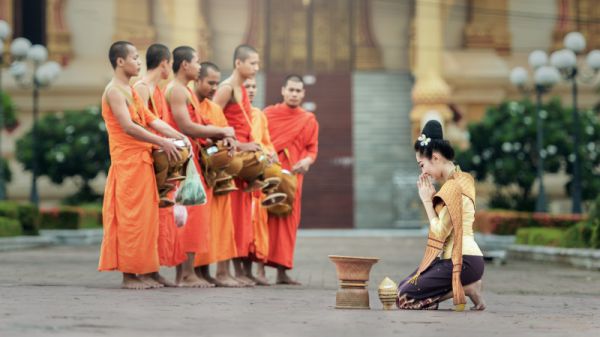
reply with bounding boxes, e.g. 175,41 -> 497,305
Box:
265,75 -> 319,285
164,46 -> 235,287
193,62 -> 245,287
213,44 -> 262,286
133,43 -> 188,287
244,76 -> 276,286
98,41 -> 186,289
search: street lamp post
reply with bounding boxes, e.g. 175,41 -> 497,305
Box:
0,20 -> 12,200
550,32 -> 600,214
510,50 -> 560,213
9,37 -> 61,207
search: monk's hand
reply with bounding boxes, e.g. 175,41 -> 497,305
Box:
238,142 -> 261,152
160,138 -> 182,162
292,157 -> 312,174
268,152 -> 279,164
417,173 -> 436,203
180,137 -> 191,148
222,126 -> 236,139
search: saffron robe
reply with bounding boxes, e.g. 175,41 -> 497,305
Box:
222,85 -> 254,258
164,84 -> 212,255
250,107 -> 275,262
194,98 -> 238,266
98,85 -> 160,274
265,103 -> 319,269
137,82 -> 187,267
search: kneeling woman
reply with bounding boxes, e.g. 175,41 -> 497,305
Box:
397,120 -> 485,311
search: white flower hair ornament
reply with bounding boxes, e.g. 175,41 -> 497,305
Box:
418,134 -> 431,147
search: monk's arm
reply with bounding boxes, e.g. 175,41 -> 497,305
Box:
213,84 -> 232,109
106,89 -> 180,160
148,119 -> 188,142
170,86 -> 234,139
304,119 -> 319,162
292,120 -> 319,173
133,83 -> 151,109
261,114 -> 276,155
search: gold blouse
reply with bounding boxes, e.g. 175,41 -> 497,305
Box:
429,195 -> 483,259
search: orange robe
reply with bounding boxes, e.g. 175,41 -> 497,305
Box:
98,85 -> 160,274
164,84 -> 212,255
144,84 -> 187,267
194,98 -> 238,266
250,107 -> 275,262
223,86 -> 254,258
265,103 -> 319,269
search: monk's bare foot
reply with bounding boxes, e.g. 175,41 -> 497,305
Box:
252,274 -> 270,286
138,274 -> 164,288
214,274 -> 245,288
122,274 -> 152,290
178,274 -> 211,288
195,274 -> 216,288
465,280 -> 486,311
153,273 -> 177,287
276,270 -> 301,285
234,275 -> 256,287
203,273 -> 219,285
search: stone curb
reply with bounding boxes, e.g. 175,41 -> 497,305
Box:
0,236 -> 56,252
39,229 -> 103,246
0,229 -> 103,251
508,244 -> 600,270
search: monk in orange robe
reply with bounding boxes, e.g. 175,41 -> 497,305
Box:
265,75 -> 319,285
244,76 -> 275,286
133,43 -> 187,287
213,45 -> 262,286
164,46 -> 235,288
98,41 -> 187,289
192,62 -> 245,287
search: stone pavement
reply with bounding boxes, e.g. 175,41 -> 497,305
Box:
1,232 -> 599,337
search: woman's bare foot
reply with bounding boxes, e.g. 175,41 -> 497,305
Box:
122,273 -> 152,290
214,274 -> 245,287
464,280 -> 486,311
153,272 -> 176,287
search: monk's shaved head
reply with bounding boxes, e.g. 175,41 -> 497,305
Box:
146,43 -> 171,70
109,41 -> 134,69
199,61 -> 220,79
172,46 -> 196,73
283,74 -> 304,89
233,44 -> 258,68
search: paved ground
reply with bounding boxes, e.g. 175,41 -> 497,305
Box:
1,233 -> 599,337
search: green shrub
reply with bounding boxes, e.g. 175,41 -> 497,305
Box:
0,201 -> 40,235
0,216 -> 22,237
40,207 -> 81,230
0,201 -> 19,219
17,203 -> 40,235
515,227 -> 564,247
560,222 -> 595,248
591,220 -> 600,249
79,203 -> 102,229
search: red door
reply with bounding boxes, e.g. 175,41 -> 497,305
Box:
265,73 -> 353,228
